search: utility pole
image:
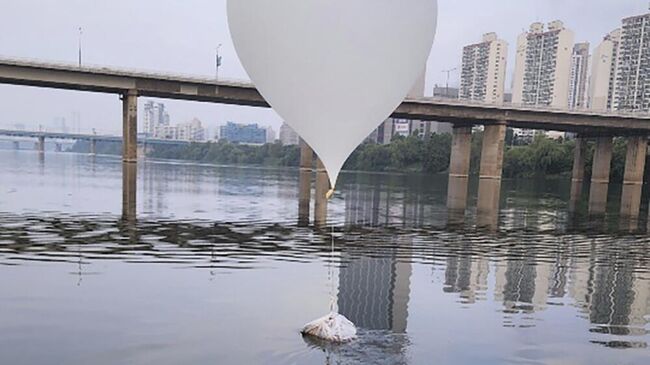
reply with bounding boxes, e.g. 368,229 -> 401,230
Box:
441,67 -> 458,98
216,44 -> 223,81
78,27 -> 83,67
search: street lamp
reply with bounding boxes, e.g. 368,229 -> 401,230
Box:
216,44 -> 223,80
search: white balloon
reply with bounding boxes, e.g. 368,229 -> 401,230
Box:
228,0 -> 438,188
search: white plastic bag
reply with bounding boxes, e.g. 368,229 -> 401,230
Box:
301,312 -> 357,343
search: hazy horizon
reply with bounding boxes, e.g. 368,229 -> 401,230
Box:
0,0 -> 647,135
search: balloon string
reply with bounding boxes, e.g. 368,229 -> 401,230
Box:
328,188 -> 335,313
329,222 -> 335,313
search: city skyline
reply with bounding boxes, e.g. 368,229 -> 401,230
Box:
0,0 -> 648,135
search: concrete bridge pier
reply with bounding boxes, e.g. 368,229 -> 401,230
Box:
620,136 -> 648,218
122,162 -> 137,222
447,126 -> 472,215
89,139 -> 97,155
122,89 -> 138,163
298,139 -> 314,226
477,122 -> 506,229
314,157 -> 330,228
36,136 -> 45,154
12,141 -> 19,150
588,137 -> 613,215
569,137 -> 587,212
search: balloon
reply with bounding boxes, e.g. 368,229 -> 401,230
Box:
228,0 -> 438,188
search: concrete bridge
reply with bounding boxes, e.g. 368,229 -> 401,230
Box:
0,128 -> 189,154
2,57 -> 650,226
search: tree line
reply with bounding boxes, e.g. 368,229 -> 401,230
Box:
68,132 -> 639,182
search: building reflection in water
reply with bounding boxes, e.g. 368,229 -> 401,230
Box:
491,235 -> 649,345
340,180 -> 649,347
444,247 -> 489,305
334,233 -> 412,363
338,235 -> 412,333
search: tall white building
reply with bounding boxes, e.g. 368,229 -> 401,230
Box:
588,29 -> 621,111
512,21 -> 575,108
279,122 -> 300,145
143,101 -> 170,137
568,42 -> 590,110
613,12 -> 650,112
460,32 -> 508,105
512,21 -> 574,141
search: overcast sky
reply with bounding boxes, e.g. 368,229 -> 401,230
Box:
0,0 -> 647,135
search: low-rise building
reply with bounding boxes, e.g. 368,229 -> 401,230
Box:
220,122 -> 267,144
153,118 -> 206,142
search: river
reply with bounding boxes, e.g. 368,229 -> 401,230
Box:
0,150 -> 648,364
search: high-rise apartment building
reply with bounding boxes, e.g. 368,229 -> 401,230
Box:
460,32 -> 508,105
143,101 -> 170,137
588,29 -> 621,111
568,42 -> 590,110
613,12 -> 650,111
512,21 -> 574,142
512,21 -> 575,108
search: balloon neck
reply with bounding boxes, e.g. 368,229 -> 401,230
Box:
326,188 -> 335,200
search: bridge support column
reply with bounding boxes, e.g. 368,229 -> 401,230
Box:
569,136 -> 587,212
12,141 -> 19,150
90,139 -> 97,155
620,136 -> 647,218
122,163 -> 137,222
36,136 -> 45,154
477,122 -> 506,229
447,126 -> 472,214
314,157 -> 329,228
588,137 -> 613,215
122,90 -> 138,163
55,142 -> 62,152
298,139 -> 314,226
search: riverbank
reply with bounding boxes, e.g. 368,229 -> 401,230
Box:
67,133 -> 641,183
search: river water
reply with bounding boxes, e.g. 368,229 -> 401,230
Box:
0,150 -> 648,365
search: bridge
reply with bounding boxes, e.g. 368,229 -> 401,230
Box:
0,128 -> 189,154
1,57 -> 649,228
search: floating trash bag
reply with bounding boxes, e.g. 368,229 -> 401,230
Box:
301,312 -> 357,343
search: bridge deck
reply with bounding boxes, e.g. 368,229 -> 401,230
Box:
1,58 -> 649,135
